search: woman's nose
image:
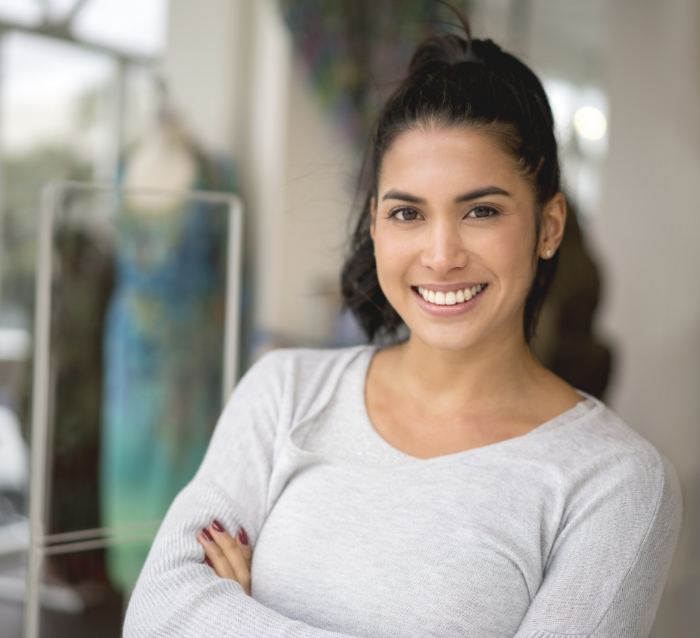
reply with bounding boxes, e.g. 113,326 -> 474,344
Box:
419,223 -> 468,273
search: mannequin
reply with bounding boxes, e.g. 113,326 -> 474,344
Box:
122,111 -> 197,213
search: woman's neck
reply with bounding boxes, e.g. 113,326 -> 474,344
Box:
389,333 -> 545,416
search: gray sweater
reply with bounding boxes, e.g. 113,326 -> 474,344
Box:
123,344 -> 683,637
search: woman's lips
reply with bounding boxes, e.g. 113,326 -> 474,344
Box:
411,284 -> 488,316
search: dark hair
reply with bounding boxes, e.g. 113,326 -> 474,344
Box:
340,7 -> 562,344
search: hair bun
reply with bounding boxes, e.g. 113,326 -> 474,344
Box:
409,37 -> 506,80
469,39 -> 505,66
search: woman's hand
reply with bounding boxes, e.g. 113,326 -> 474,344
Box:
197,520 -> 253,595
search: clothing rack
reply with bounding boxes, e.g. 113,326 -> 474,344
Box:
22,180 -> 243,638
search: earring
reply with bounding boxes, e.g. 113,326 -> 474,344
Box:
543,248 -> 554,259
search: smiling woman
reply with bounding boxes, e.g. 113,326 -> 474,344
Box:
123,5 -> 683,638
368,127 -> 566,355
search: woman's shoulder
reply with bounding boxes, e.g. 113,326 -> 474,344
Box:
569,395 -> 668,461
242,343 -> 374,411
548,395 -> 683,518
249,342 -> 374,376
529,367 -> 671,475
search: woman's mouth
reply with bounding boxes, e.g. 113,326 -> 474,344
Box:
410,283 -> 488,316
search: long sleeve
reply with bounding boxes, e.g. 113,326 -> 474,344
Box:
122,349 -> 363,637
514,449 -> 683,638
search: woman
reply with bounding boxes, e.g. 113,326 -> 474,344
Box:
124,12 -> 683,638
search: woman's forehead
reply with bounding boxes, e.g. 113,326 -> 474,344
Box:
377,126 -> 531,197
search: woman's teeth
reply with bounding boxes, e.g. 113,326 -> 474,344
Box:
417,284 -> 486,306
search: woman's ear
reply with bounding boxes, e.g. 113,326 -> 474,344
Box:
539,193 -> 567,258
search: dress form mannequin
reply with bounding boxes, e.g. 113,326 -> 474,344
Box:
122,112 -> 197,213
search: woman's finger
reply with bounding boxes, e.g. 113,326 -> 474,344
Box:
208,521 -> 252,595
197,529 -> 237,581
234,525 -> 252,568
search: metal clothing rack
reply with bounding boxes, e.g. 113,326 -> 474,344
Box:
23,180 -> 244,638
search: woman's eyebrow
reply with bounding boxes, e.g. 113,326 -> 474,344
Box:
382,186 -> 512,203
455,186 -> 512,202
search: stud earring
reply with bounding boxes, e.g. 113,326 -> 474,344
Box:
543,248 -> 554,259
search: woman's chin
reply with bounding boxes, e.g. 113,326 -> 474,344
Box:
408,326 -> 483,353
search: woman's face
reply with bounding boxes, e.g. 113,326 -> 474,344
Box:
370,125 -> 564,353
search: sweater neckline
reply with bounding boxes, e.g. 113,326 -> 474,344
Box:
354,343 -> 603,466
283,344 -> 605,471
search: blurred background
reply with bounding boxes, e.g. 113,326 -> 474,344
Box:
0,0 -> 697,636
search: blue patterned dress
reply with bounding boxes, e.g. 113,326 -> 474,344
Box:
101,160 -> 229,592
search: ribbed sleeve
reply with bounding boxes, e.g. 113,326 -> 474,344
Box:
513,450 -> 683,637
122,350 -> 364,637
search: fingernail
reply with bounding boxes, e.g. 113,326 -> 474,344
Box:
204,556 -> 213,567
237,527 -> 249,546
212,519 -> 225,532
201,528 -> 214,542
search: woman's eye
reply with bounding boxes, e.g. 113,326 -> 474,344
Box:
389,207 -> 420,221
467,206 -> 499,219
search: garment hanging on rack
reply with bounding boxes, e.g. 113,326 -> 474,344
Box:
49,220 -> 115,585
100,117 -> 233,593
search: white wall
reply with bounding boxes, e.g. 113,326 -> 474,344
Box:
278,58 -> 358,343
163,0 -> 241,154
165,0 -> 356,344
591,0 -> 700,633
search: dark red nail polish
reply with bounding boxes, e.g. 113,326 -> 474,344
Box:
201,528 -> 214,542
204,557 -> 213,567
212,519 -> 225,532
237,527 -> 249,545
